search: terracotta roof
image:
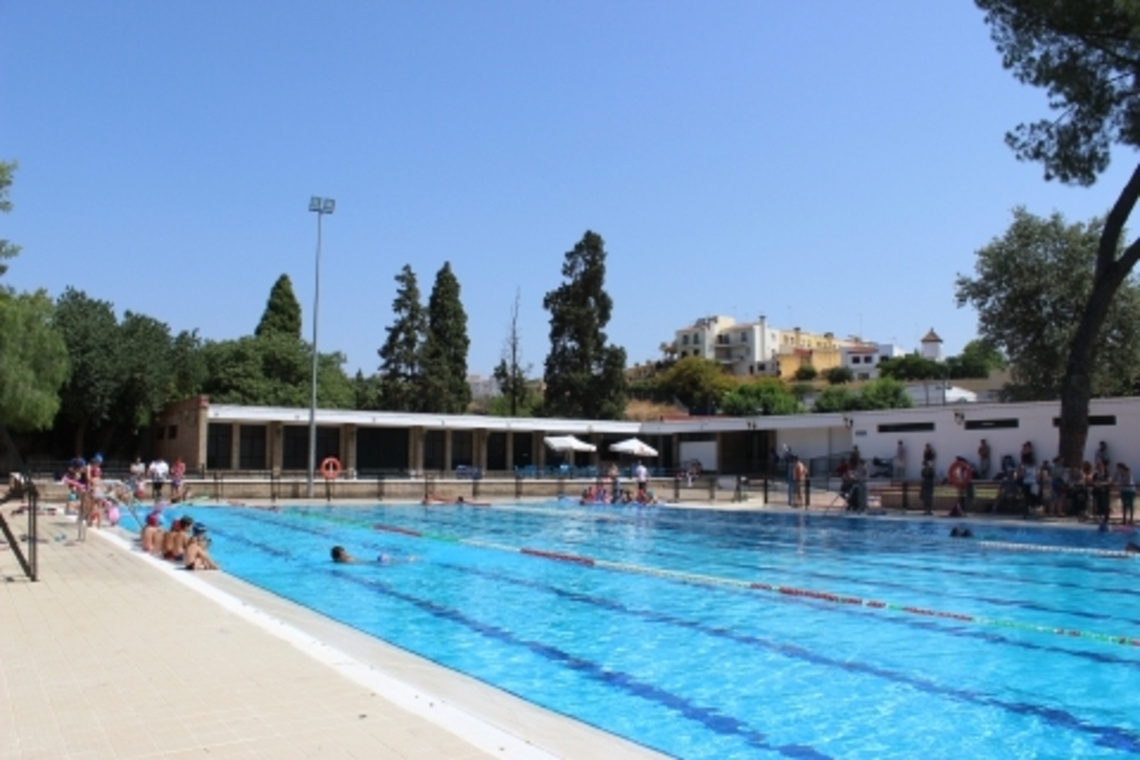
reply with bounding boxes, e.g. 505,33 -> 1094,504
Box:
921,328 -> 943,343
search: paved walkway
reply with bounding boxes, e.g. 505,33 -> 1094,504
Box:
0,514 -> 661,759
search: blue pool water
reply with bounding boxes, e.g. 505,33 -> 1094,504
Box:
186,502 -> 1140,758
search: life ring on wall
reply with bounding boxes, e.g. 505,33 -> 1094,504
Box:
320,457 -> 342,480
947,459 -> 972,488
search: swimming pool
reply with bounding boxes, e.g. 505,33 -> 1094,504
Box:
190,502 -> 1140,758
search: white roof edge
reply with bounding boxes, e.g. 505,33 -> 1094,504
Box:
198,396 -> 1140,435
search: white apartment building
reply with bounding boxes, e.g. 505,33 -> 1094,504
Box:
673,315 -> 782,375
840,342 -> 906,380
671,315 -> 856,377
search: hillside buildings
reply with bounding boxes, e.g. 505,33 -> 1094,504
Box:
665,315 -> 908,380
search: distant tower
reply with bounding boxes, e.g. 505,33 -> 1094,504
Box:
921,328 -> 943,361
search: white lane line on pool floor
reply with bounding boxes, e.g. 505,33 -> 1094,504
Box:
90,528 -> 559,760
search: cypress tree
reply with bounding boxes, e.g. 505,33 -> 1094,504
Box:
377,265 -> 426,412
419,262 -> 472,414
542,231 -> 628,419
255,274 -> 302,340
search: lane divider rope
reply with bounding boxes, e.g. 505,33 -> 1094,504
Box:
374,499 -> 1140,561
292,509 -> 1140,648
977,539 -> 1135,559
375,518 -> 1140,648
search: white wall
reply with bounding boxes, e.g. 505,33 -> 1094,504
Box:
775,427 -> 838,464
842,399 -> 1140,478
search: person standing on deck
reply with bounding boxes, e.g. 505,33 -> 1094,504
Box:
783,445 -> 795,505
634,460 -> 648,499
792,456 -> 808,507
1115,462 -> 1135,525
920,460 -> 935,515
895,440 -> 907,481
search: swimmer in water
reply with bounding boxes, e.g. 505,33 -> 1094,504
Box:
332,545 -> 417,564
331,545 -> 356,563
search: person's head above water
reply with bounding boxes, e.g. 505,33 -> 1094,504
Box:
330,546 -> 352,563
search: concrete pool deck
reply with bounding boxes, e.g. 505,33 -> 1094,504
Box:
0,513 -> 665,759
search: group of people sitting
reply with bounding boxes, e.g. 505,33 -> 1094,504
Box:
988,441 -> 1135,523
578,484 -> 659,506
139,509 -> 218,570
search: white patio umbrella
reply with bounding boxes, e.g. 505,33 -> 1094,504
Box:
609,437 -> 659,457
543,435 -> 597,453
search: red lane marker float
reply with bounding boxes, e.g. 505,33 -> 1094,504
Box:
520,547 -> 596,566
901,606 -> 974,622
751,582 -> 977,623
373,522 -> 422,537
336,513 -> 1139,648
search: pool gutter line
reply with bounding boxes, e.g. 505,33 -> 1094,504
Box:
88,527 -> 564,760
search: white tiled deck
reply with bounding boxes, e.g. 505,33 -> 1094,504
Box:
0,514 -> 663,759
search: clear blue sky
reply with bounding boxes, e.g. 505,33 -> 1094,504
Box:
3,2 -> 1136,378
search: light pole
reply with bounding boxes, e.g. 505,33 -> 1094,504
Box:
307,196 -> 335,497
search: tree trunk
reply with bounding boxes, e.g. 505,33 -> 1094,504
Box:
1057,286 -> 1110,467
73,416 -> 88,459
1057,163 -> 1140,467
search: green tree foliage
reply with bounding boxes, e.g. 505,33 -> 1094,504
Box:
812,386 -> 862,412
811,378 -> 913,412
418,262 -> 471,414
492,289 -> 532,417
116,312 -> 177,431
879,354 -> 945,381
946,339 -> 1006,379
977,0 -> 1140,462
486,383 -> 542,417
353,370 -> 382,411
789,382 -> 814,401
0,290 -> 69,430
169,329 -> 207,400
793,365 -> 818,381
200,335 -> 354,408
719,378 -> 802,416
656,356 -> 734,413
0,160 -> 20,277
54,291 -> 214,451
823,366 -> 854,385
860,377 -> 914,410
315,351 -> 357,409
542,231 -> 627,419
54,288 -> 124,453
378,265 -> 426,412
255,274 -> 303,339
956,209 -> 1140,400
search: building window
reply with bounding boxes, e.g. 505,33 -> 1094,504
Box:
965,419 -> 1019,430
682,335 -> 690,346
878,422 -> 936,433
1052,415 -> 1117,427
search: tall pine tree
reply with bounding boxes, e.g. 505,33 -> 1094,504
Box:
378,265 -> 426,411
255,274 -> 302,339
542,231 -> 628,419
418,262 -> 472,414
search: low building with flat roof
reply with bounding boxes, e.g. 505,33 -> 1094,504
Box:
154,395 -> 1140,483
